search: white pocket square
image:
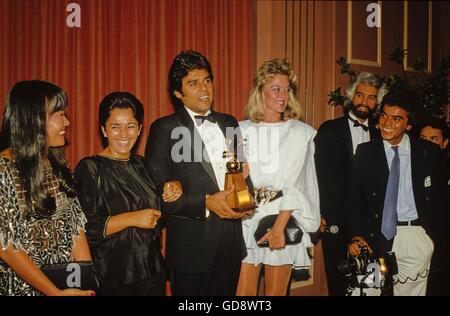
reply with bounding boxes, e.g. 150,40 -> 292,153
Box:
424,176 -> 431,187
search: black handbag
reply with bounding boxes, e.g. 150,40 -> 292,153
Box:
253,215 -> 303,247
41,261 -> 100,292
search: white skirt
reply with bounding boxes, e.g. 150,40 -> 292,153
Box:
241,207 -> 313,269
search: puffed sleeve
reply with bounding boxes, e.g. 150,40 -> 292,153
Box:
279,130 -> 321,233
74,158 -> 110,251
0,163 -> 25,251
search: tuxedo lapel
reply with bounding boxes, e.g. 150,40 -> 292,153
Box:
341,116 -> 354,160
213,111 -> 227,138
373,139 -> 390,195
214,111 -> 239,155
176,108 -> 219,187
368,116 -> 380,141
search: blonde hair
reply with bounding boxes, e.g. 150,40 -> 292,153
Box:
245,58 -> 302,122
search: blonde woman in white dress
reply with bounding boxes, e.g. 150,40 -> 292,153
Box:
236,59 -> 320,296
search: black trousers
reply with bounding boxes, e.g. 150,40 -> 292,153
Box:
171,225 -> 242,296
427,247 -> 449,296
100,271 -> 165,296
322,232 -> 349,296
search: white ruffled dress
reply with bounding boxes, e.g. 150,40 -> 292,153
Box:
239,119 -> 320,269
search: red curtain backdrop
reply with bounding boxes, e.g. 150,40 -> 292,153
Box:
0,0 -> 254,166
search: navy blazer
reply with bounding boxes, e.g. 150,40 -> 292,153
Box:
345,136 -> 444,256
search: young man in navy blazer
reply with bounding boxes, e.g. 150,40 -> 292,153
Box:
346,92 -> 444,296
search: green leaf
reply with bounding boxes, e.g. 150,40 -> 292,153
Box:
336,57 -> 356,79
389,45 -> 407,65
328,87 -> 347,107
413,57 -> 425,72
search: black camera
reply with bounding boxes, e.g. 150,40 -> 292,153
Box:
338,246 -> 378,276
339,245 -> 398,295
339,246 -> 398,277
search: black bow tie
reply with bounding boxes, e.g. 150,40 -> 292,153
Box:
194,113 -> 216,126
349,117 -> 369,132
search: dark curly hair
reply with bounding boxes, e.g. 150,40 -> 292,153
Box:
98,91 -> 144,149
168,50 -> 214,109
416,116 -> 449,140
381,91 -> 414,118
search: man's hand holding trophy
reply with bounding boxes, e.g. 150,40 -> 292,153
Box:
205,138 -> 255,219
222,138 -> 255,213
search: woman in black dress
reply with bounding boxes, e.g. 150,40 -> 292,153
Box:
75,92 -> 182,295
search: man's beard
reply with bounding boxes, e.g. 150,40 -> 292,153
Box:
351,103 -> 375,120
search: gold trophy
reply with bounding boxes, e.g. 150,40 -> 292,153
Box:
223,139 -> 255,212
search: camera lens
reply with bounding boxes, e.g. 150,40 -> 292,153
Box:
338,253 -> 374,276
338,258 -> 357,276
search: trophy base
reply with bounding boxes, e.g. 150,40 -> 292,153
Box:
231,203 -> 256,213
225,172 -> 255,213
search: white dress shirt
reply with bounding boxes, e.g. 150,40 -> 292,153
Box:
184,106 -> 227,189
383,133 -> 419,221
184,106 -> 228,217
348,111 -> 370,155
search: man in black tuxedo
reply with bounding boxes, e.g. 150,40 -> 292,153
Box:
346,92 -> 444,296
314,72 -> 387,295
144,50 -> 252,296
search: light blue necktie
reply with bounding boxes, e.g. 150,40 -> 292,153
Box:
382,146 -> 400,240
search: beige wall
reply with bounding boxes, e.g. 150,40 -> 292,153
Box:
255,1 -> 337,129
253,0 -> 449,296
